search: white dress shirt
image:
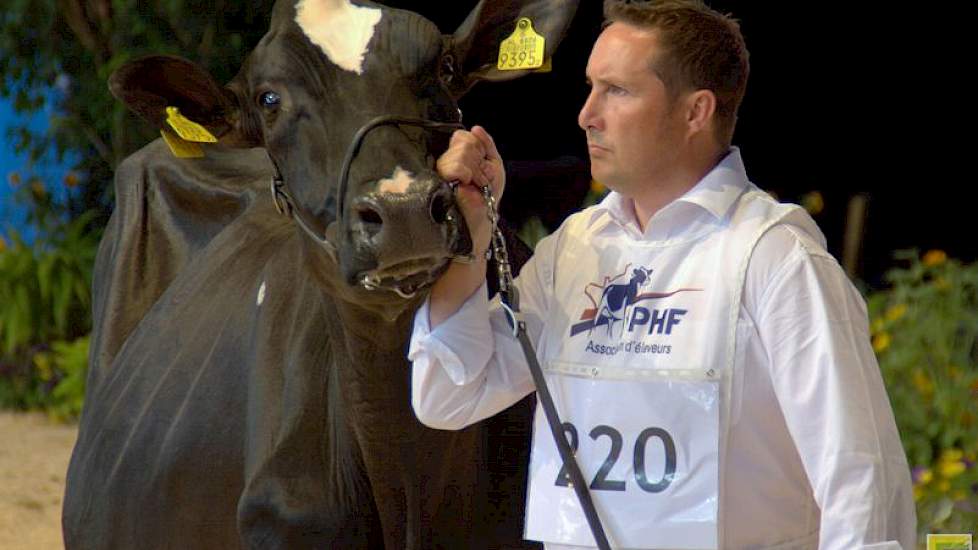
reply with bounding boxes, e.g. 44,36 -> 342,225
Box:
409,149 -> 916,549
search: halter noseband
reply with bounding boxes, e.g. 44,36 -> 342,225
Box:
269,113 -> 465,295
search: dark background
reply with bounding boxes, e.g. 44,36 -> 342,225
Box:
395,1 -> 960,288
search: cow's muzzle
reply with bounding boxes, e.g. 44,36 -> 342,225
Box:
346,177 -> 471,297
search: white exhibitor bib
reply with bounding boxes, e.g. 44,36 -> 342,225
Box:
522,189 -> 818,549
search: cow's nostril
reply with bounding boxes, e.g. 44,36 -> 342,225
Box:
429,183 -> 453,225
356,204 -> 384,230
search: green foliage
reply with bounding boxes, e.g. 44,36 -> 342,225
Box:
867,249 -> 978,534
517,216 -> 550,251
0,213 -> 98,355
0,0 -> 275,228
0,213 -> 98,417
34,336 -> 90,421
583,179 -> 610,207
0,0 -> 274,420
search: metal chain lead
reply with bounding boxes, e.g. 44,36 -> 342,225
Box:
479,187 -> 610,549
481,185 -> 515,301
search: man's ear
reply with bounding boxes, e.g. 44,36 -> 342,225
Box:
685,89 -> 717,138
443,0 -> 580,98
108,55 -> 261,148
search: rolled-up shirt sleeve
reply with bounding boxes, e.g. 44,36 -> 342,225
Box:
410,284 -> 495,387
409,230 -> 558,431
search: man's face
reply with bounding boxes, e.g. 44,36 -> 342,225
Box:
578,22 -> 687,196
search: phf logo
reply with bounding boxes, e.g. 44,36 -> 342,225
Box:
927,534 -> 973,550
569,264 -> 701,338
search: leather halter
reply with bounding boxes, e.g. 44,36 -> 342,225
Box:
269,114 -> 464,293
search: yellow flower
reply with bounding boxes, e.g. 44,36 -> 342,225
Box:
912,369 -> 934,398
30,180 -> 46,200
937,479 -> 951,492
922,249 -> 947,266
941,448 -> 964,462
872,332 -> 891,353
937,449 -> 966,479
801,191 -> 824,215
916,468 -> 934,485
63,172 -> 79,188
952,489 -> 967,501
589,179 -> 605,195
33,353 -> 53,382
938,461 -> 966,478
870,317 -> 884,334
913,485 -> 924,501
884,303 -> 907,322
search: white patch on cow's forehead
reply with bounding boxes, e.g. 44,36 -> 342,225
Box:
377,166 -> 416,195
295,0 -> 381,75
257,281 -> 267,306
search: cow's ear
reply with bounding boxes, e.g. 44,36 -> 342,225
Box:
445,0 -> 580,97
109,55 -> 260,149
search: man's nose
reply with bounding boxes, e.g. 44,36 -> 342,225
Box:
578,91 -> 600,131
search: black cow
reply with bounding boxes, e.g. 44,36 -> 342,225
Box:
63,1 -> 579,548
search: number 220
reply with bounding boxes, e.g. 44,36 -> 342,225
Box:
555,423 -> 677,493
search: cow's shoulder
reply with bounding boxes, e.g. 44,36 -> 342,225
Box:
88,139 -> 281,386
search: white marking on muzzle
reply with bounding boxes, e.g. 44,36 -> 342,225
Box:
295,0 -> 381,75
377,166 -> 416,195
257,281 -> 267,305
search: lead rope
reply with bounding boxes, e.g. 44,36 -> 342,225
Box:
481,186 -> 613,550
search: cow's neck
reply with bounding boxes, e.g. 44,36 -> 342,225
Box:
331,299 -> 453,549
334,297 -> 416,351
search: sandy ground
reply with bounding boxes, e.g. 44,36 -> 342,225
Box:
0,412 -> 77,550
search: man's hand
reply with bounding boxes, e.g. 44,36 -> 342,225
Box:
428,125 -> 506,328
436,125 -> 505,258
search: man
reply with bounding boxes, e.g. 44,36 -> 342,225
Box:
409,1 -> 916,548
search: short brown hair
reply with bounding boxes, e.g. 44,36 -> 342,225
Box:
604,0 -> 749,147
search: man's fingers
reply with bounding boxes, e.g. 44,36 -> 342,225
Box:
480,163 -> 497,188
440,130 -> 493,185
449,129 -> 488,159
447,128 -> 474,148
471,126 -> 499,161
436,157 -> 474,185
438,127 -> 502,242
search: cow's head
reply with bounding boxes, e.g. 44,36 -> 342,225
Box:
632,267 -> 651,286
109,0 -> 578,310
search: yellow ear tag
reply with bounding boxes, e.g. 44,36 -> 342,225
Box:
165,106 -> 217,143
497,17 -> 546,71
534,56 -> 553,73
161,128 -> 205,158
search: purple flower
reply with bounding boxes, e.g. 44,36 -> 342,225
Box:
912,466 -> 927,484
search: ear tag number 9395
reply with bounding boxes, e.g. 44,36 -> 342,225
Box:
497,17 -> 546,71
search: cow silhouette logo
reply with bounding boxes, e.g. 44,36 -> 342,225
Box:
569,264 -> 702,337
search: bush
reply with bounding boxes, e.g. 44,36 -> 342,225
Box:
31,335 -> 89,421
867,249 -> 978,534
0,213 -> 97,419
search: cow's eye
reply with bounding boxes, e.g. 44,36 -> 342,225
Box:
259,91 -> 281,108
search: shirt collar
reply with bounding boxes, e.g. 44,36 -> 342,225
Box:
588,147 -> 750,230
